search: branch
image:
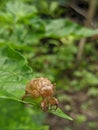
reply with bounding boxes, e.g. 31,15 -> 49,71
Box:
68,2 -> 87,18
77,0 -> 97,62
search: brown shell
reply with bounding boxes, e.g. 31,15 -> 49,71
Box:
25,77 -> 55,98
22,77 -> 58,111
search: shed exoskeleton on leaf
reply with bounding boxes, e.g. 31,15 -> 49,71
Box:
22,77 -> 59,111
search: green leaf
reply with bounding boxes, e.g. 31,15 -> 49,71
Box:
6,1 -> 37,21
0,1 -> 37,25
0,95 -> 73,120
0,98 -> 47,129
45,19 -> 98,38
0,46 -> 33,99
49,108 -> 73,120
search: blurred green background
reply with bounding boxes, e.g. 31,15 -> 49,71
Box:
0,0 -> 98,130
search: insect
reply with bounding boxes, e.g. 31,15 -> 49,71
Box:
22,77 -> 59,111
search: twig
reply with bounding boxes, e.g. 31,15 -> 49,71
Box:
68,2 -> 87,18
85,0 -> 97,27
77,0 -> 97,61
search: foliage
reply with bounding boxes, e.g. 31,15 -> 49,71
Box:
0,46 -> 32,98
0,98 -> 48,130
0,46 -> 72,123
0,0 -> 98,130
